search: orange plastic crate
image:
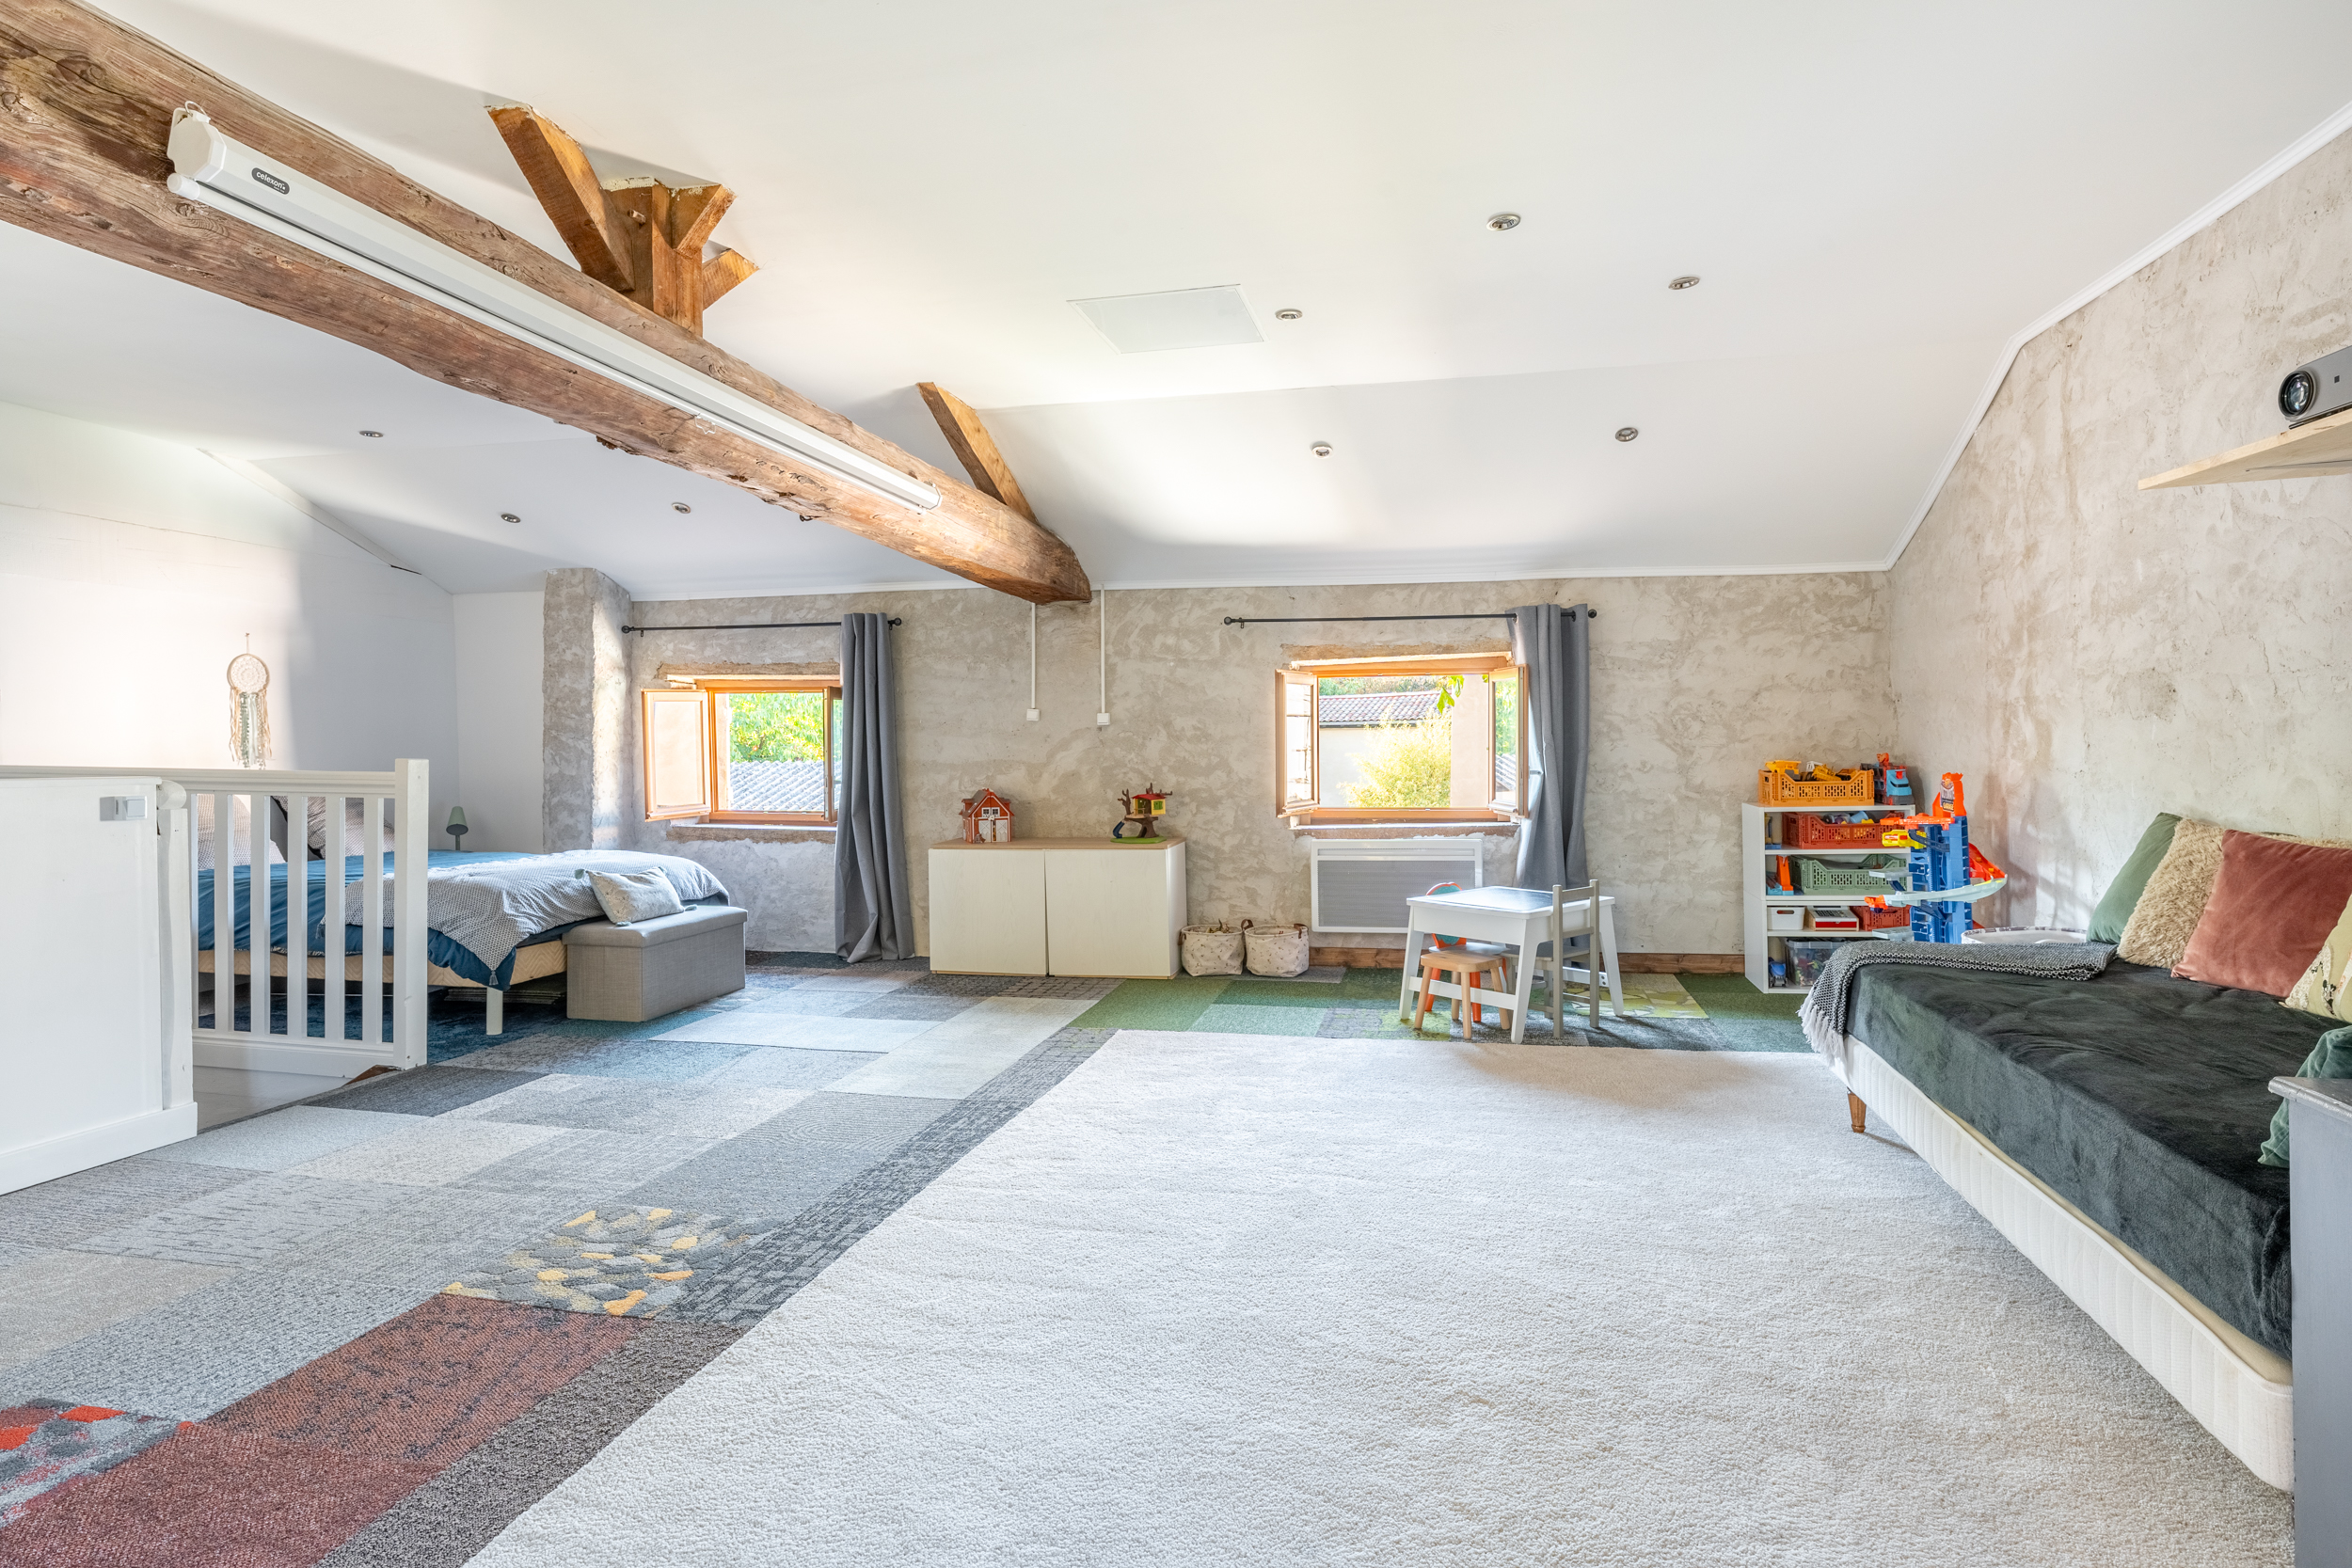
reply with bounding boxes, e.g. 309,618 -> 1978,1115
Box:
1787,815 -> 1887,849
1855,903 -> 1912,930
1756,766 -> 1875,809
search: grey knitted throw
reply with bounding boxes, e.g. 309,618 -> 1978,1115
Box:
1803,939 -> 2117,1040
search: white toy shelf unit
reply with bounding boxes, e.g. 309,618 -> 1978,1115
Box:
1740,800 -> 1908,995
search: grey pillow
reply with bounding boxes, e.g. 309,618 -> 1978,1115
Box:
587,868 -> 684,926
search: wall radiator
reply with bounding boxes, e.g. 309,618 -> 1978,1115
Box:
0,761 -> 431,1078
1309,839 -> 1485,934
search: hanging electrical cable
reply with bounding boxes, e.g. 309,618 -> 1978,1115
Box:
1096,590 -> 1110,727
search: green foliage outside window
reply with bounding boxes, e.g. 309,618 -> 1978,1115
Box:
726,691 -> 826,761
1343,720 -> 1452,808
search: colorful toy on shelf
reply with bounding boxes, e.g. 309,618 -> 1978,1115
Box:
960,788 -> 1014,843
1876,752 -> 1915,813
1113,784 -> 1169,840
1862,771 -> 2009,942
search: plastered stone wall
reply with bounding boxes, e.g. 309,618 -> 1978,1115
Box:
543,567 -> 636,851
1892,127 -> 2352,927
605,574 -> 1892,956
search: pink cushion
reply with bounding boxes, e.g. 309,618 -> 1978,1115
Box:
2174,831 -> 2352,997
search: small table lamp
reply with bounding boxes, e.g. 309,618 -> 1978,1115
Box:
447,805 -> 468,849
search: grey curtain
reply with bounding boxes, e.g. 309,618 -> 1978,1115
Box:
1511,602 -> 1592,892
834,613 -> 913,961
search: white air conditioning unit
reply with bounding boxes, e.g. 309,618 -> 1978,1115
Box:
1310,839 -> 1485,934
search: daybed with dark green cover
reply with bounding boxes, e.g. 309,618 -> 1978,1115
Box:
1809,960 -> 2321,1490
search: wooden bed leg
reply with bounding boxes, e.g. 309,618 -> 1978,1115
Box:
486,988 -> 504,1037
1847,1091 -> 1867,1134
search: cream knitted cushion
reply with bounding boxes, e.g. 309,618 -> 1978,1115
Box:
586,868 -> 685,927
2115,819 -> 2226,969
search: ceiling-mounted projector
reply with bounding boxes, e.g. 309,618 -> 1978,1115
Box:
163,109 -> 942,514
2279,342 -> 2352,429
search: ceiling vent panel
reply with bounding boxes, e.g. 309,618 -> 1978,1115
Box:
1071,286 -> 1263,353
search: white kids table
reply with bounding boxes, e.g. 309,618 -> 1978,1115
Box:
1396,885 -> 1623,1042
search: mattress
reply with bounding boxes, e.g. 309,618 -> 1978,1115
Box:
1846,960 -> 2326,1359
197,937 -> 568,990
1822,1030 -> 2293,1490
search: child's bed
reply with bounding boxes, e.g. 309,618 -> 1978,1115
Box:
196,847 -> 730,1036
1809,959 -> 2320,1489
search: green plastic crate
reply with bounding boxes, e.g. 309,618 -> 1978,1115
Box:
1796,856 -> 1895,895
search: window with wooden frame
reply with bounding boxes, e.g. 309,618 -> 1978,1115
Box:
643,679 -> 843,825
1273,653 -> 1528,824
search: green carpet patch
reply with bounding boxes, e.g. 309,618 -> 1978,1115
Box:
1679,972 -> 1805,1021
1190,1004 -> 1334,1037
1071,975 -> 1231,1030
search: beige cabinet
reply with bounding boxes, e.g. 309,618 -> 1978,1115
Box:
928,838 -> 1185,978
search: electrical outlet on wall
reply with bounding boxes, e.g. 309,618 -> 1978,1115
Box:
1026,707 -> 1040,722
1096,711 -> 1111,726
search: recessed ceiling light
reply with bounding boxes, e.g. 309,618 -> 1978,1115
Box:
1614,427 -> 1639,442
1668,276 -> 1701,291
500,512 -> 521,523
1486,213 -> 1521,231
672,502 -> 692,514
1274,308 -> 1303,322
358,429 -> 383,437
1310,442 -> 1334,457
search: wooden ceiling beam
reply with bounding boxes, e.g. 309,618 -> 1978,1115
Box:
485,105 -> 634,293
668,183 -> 733,255
917,383 -> 1036,523
701,248 -> 756,309
0,0 -> 1089,604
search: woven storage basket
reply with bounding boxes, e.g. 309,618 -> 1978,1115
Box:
1242,920 -> 1311,977
1181,923 -> 1245,976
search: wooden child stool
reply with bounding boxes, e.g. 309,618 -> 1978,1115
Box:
1415,948 -> 1515,1037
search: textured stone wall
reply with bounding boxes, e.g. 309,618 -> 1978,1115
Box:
542,568 -> 635,851
613,574 -> 1892,956
1891,128 -> 2352,927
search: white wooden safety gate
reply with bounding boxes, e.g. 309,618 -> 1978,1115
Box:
0,761 -> 431,1076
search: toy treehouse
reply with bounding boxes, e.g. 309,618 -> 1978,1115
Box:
1114,785 -> 1169,840
960,788 -> 1014,843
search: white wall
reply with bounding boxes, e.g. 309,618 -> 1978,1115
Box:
0,400 -> 458,824
453,591 -> 546,852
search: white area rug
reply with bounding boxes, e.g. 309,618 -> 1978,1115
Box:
473,1033 -> 2290,1566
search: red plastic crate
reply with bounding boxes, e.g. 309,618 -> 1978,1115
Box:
1854,904 -> 1911,930
1788,815 -> 1890,849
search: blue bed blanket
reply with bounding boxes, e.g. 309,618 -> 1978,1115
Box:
194,850 -> 726,990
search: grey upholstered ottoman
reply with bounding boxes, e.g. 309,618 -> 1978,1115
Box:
564,904 -> 748,1022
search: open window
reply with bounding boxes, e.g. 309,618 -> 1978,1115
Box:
1274,653 -> 1528,825
644,679 -> 841,825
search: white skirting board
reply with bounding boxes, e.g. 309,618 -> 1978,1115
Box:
1811,1022 -> 2295,1489
0,1103 -> 199,1197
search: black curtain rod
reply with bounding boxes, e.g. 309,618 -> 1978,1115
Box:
1220,610 -> 1596,627
621,618 -> 902,633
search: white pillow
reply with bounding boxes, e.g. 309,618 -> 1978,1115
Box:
305,796 -> 399,855
587,868 -> 684,926
195,794 -> 285,871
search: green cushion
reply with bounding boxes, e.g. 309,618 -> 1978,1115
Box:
2260,1024 -> 2352,1166
2088,813 -> 2183,943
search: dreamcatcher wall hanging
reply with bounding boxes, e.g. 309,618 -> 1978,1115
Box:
227,638 -> 272,768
